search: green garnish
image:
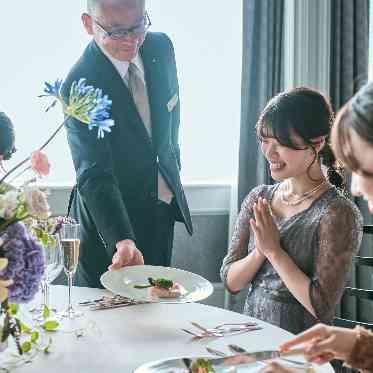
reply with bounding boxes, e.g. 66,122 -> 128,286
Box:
190,358 -> 215,373
134,277 -> 174,290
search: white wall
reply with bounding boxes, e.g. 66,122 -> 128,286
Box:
0,1 -> 242,186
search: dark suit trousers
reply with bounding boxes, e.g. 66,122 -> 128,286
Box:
74,198 -> 176,288
143,199 -> 175,267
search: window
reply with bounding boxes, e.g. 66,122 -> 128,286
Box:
0,2 -> 242,185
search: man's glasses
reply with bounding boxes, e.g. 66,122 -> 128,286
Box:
93,12 -> 151,40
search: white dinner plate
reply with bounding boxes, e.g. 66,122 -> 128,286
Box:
133,356 -> 265,373
100,265 -> 214,304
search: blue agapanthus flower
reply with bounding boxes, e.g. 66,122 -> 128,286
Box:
41,78 -> 115,139
43,79 -> 63,96
88,91 -> 115,139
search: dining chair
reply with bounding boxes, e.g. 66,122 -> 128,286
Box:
334,224 -> 373,331
331,225 -> 373,373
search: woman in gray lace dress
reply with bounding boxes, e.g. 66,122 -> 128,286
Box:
221,87 -> 363,335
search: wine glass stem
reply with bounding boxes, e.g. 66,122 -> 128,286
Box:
43,281 -> 50,309
67,273 -> 73,314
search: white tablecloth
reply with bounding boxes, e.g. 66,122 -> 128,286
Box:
3,286 -> 333,373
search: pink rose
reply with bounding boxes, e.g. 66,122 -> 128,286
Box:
31,151 -> 50,177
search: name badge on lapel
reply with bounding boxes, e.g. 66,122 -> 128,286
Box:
167,93 -> 179,112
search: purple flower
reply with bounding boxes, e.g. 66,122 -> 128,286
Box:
0,222 -> 44,303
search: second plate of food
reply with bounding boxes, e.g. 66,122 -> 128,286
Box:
100,265 -> 214,304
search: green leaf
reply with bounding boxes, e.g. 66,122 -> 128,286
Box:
31,331 -> 39,343
20,321 -> 31,334
43,305 -> 50,319
42,320 -> 59,331
9,303 -> 18,315
21,341 -> 32,353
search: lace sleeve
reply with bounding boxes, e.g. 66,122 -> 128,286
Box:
220,185 -> 267,292
345,327 -> 373,372
309,199 -> 363,323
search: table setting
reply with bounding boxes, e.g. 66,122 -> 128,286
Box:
0,203 -> 332,373
0,212 -> 333,373
0,258 -> 334,373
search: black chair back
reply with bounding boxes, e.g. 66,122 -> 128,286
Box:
334,225 -> 373,331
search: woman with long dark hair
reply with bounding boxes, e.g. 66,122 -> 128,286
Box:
221,87 -> 362,335
262,82 -> 373,373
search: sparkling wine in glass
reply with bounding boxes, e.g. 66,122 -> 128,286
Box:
62,238 -> 80,274
60,223 -> 82,319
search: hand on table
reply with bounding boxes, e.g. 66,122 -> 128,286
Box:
280,323 -> 357,364
108,239 -> 144,271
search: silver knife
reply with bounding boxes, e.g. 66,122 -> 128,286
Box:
208,348 -> 305,367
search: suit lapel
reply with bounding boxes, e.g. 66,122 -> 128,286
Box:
89,41 -> 153,150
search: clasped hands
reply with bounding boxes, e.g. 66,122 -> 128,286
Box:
108,239 -> 144,271
250,197 -> 281,260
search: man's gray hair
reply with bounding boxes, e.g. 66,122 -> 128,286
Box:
87,0 -> 145,15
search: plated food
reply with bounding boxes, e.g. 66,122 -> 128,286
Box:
189,358 -> 215,373
100,265 -> 214,304
134,277 -> 187,298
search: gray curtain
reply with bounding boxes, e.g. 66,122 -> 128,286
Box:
237,0 -> 284,208
329,0 -> 370,323
230,0 -> 284,312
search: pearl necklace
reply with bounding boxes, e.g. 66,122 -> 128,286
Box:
280,180 -> 328,206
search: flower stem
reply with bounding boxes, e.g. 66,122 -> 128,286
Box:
0,116 -> 69,185
38,117 -> 69,151
8,166 -> 32,184
0,215 -> 29,233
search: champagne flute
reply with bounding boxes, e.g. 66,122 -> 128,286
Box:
33,234 -> 63,320
60,222 -> 82,319
43,234 -> 63,310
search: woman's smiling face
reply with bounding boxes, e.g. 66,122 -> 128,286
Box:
259,131 -> 319,182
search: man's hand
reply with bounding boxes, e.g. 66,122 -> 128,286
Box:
108,239 -> 144,271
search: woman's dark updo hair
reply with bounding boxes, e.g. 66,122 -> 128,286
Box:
0,112 -> 16,161
332,81 -> 373,172
256,87 -> 345,190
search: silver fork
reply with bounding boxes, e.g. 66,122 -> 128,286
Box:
191,321 -> 262,335
228,344 -> 311,368
214,322 -> 258,329
206,347 -> 228,357
180,328 -> 224,338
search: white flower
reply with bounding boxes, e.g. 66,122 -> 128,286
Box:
0,258 -> 13,303
0,190 -> 19,219
23,186 -> 51,220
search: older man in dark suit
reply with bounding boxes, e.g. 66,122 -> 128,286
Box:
62,0 -> 193,288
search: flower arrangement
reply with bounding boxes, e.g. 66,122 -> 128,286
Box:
0,78 -> 115,357
0,180 -> 51,354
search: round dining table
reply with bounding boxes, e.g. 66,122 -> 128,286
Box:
2,285 -> 333,373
